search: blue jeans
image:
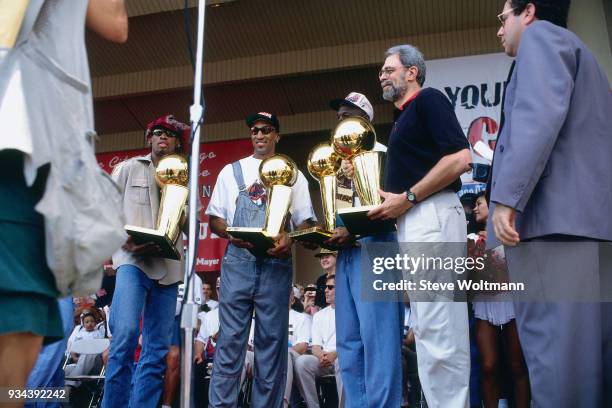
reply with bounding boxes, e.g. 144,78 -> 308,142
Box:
335,236 -> 404,408
102,265 -> 177,408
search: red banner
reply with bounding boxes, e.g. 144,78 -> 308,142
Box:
96,139 -> 253,272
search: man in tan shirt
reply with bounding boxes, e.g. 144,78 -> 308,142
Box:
103,114 -> 189,408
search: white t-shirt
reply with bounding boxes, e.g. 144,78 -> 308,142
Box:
289,309 -> 312,346
205,299 -> 219,309
66,324 -> 105,355
206,155 -> 316,228
195,308 -> 220,345
197,299 -> 219,326
311,306 -> 336,352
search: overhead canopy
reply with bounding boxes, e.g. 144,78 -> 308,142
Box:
89,0 -> 505,152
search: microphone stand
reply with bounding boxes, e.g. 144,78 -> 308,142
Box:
181,1 -> 206,406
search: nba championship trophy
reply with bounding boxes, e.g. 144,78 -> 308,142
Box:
226,154 -> 297,257
289,143 -> 341,249
332,116 -> 395,236
125,154 -> 189,260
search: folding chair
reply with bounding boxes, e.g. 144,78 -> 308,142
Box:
238,376 -> 252,408
316,374 -> 338,408
64,338 -> 110,408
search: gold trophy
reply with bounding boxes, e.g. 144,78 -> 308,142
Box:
226,154 -> 297,257
125,154 -> 189,260
289,143 -> 341,249
332,116 -> 396,236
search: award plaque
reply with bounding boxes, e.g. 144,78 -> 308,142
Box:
336,205 -> 396,236
289,143 -> 341,250
226,154 -> 297,257
223,227 -> 275,258
332,117 -> 396,236
125,154 -> 189,260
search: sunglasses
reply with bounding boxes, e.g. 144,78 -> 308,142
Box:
326,285 -> 335,290
152,129 -> 177,138
250,126 -> 275,136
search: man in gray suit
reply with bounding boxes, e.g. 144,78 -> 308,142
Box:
488,1 -> 612,407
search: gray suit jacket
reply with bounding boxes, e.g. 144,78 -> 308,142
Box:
488,21 -> 612,244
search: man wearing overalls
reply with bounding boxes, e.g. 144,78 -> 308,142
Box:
206,112 -> 316,407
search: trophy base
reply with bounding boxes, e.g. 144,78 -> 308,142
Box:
337,205 -> 396,237
125,225 -> 181,260
289,227 -> 337,250
226,227 -> 275,258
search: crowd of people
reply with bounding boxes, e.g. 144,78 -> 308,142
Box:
1,1 -> 610,408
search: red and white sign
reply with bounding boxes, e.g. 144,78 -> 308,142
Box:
97,139 -> 253,272
425,53 -> 513,178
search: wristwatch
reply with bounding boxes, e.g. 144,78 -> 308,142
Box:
405,190 -> 418,205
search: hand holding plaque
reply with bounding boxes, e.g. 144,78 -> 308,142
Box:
226,154 -> 297,258
125,154 -> 189,260
289,143 -> 341,249
332,116 -> 396,236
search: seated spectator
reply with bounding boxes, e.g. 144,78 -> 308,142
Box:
285,288 -> 312,407
64,311 -> 106,392
295,275 -> 343,407
66,312 -> 105,359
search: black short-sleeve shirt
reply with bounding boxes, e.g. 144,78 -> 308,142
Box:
384,87 -> 469,194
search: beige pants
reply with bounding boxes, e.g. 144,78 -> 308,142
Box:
397,191 -> 470,408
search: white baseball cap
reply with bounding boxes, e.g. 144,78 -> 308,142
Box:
330,92 -> 374,122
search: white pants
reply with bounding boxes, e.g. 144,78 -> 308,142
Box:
397,191 -> 470,408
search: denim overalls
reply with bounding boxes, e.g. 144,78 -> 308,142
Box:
209,161 -> 292,408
